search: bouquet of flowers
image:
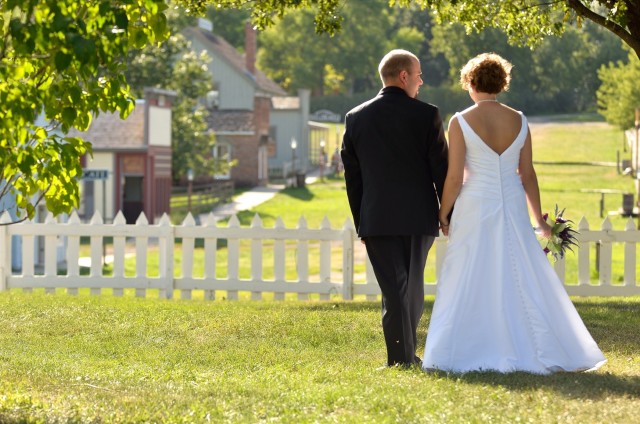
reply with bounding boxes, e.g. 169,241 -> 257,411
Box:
539,205 -> 579,261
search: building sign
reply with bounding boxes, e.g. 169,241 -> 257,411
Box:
81,169 -> 109,181
309,109 -> 341,123
122,155 -> 145,173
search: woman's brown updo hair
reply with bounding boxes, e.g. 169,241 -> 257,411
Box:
459,53 -> 513,94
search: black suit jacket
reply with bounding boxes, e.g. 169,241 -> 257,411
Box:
341,86 -> 448,237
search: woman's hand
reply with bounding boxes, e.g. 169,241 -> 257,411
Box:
535,220 -> 552,238
439,213 -> 450,236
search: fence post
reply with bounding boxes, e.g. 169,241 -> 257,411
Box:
342,219 -> 355,300
0,212 -> 11,291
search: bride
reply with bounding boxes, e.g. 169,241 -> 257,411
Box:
423,53 -> 606,374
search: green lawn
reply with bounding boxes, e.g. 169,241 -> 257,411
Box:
530,121 -> 631,224
5,118 -> 640,422
0,292 -> 638,423
232,174 -> 352,229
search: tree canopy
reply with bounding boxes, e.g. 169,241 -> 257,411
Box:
258,0 -> 394,95
597,50 -> 640,130
3,0 -> 638,221
180,0 -> 640,59
1,0 -> 169,221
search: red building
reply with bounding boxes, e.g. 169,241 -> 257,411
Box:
72,88 -> 176,223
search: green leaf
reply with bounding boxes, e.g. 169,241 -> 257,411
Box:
114,9 -> 129,31
69,86 -> 82,103
61,107 -> 77,125
71,36 -> 96,64
54,52 -> 72,71
132,29 -> 149,49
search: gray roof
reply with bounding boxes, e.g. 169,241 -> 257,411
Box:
68,102 -> 146,150
207,110 -> 255,133
184,26 -> 287,97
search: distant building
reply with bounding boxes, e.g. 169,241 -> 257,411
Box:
184,20 -> 314,185
70,88 -> 176,224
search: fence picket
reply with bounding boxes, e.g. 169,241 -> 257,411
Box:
227,215 -> 240,300
66,212 -> 81,295
21,220 -> 34,280
0,212 -> 10,291
599,217 -> 613,286
89,211 -> 103,296
319,216 -> 332,301
112,212 -> 127,297
342,219 -> 355,300
135,213 -> 149,298
578,217 -> 590,286
297,216 -> 309,301
180,213 -> 196,300
251,214 -> 263,300
273,218 -> 286,300
624,218 -> 636,286
364,255 -> 378,301
44,213 -> 57,294
2,209 -> 640,299
158,214 -> 174,299
203,213 -> 217,300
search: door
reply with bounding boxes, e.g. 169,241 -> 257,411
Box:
122,176 -> 144,224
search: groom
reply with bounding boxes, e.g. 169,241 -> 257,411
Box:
341,49 -> 448,367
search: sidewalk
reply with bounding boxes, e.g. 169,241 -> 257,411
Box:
206,167 -> 323,223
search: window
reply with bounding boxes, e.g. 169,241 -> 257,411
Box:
213,142 -> 232,180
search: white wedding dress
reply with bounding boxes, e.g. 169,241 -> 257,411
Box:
422,110 -> 606,374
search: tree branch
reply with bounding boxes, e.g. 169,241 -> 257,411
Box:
0,215 -> 28,226
566,0 -> 640,57
0,183 -> 51,226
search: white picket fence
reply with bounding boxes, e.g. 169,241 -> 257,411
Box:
1,210 -> 640,299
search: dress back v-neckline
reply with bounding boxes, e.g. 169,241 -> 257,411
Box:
457,113 -> 525,157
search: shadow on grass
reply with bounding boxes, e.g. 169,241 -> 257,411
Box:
423,299 -> 640,399
300,300 -> 640,400
233,210 -> 278,226
436,370 -> 640,400
281,186 -> 314,201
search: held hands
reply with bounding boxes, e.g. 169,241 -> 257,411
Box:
439,213 -> 450,236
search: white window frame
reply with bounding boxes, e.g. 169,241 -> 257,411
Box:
213,142 -> 232,180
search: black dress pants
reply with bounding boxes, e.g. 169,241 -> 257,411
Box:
365,235 -> 435,366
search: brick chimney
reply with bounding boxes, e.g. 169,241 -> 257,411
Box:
244,21 -> 256,75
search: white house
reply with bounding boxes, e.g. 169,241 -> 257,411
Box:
184,19 -> 318,184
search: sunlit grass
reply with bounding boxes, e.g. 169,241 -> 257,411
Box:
0,292 -> 638,423
5,119 -> 640,422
